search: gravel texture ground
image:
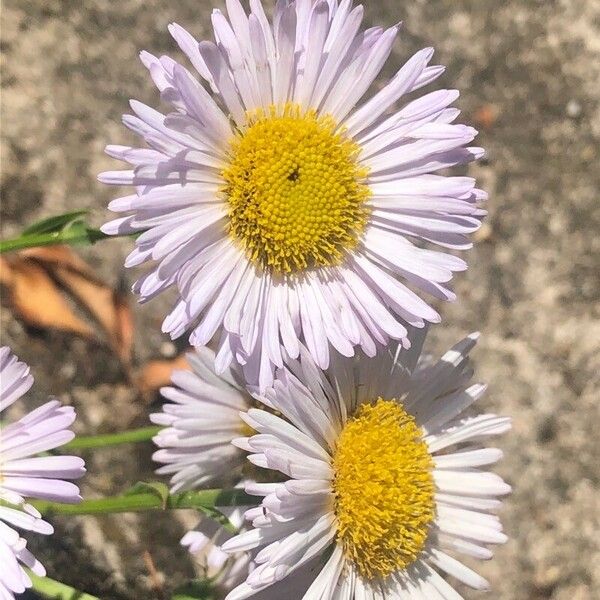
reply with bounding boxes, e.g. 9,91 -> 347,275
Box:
1,1 -> 599,599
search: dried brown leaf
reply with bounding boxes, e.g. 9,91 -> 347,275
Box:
1,257 -> 94,337
113,290 -> 134,366
20,245 -> 98,280
136,353 -> 190,398
52,266 -> 134,366
473,104 -> 499,130
0,256 -> 15,287
2,246 -> 135,366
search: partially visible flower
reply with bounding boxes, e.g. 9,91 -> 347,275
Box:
151,347 -> 253,492
151,347 -> 257,589
182,505 -> 322,600
181,505 -> 251,591
100,0 -> 486,389
222,332 -> 511,599
0,347 -> 85,599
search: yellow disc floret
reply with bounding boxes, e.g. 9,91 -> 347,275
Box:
222,104 -> 370,274
332,399 -> 435,580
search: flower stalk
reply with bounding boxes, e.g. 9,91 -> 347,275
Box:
29,488 -> 257,516
63,426 -> 162,450
0,227 -> 109,253
0,210 -> 140,254
27,570 -> 101,600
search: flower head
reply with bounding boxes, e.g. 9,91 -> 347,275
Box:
222,331 -> 511,599
0,347 -> 85,599
151,347 -> 253,493
181,504 -> 251,592
152,346 -> 258,589
100,0 -> 485,389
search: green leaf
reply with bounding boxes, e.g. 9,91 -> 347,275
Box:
196,504 -> 238,534
62,218 -> 89,240
125,481 -> 170,508
171,580 -> 216,600
22,211 -> 89,235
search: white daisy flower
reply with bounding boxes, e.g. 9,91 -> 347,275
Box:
221,331 -> 511,599
0,347 -> 85,599
151,347 -> 254,493
152,346 -> 259,589
181,504 -> 252,592
100,0 -> 486,389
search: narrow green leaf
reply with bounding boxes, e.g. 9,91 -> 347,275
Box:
22,211 -> 89,235
196,504 -> 237,534
1,210 -> 141,253
60,219 -> 92,245
26,487 -> 259,516
125,481 -> 170,508
62,426 -> 161,450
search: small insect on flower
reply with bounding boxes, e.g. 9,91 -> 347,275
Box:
0,347 -> 85,600
100,0 -> 486,389
221,331 -> 511,599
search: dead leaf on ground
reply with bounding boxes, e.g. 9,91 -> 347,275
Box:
0,256 -> 15,287
1,246 -> 134,367
1,256 -> 94,337
113,290 -> 135,367
142,550 -> 164,593
136,352 -> 191,399
473,104 -> 499,129
20,246 -> 96,278
52,267 -> 133,365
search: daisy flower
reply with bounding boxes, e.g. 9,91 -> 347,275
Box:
222,332 -> 511,599
0,347 -> 85,599
151,346 -> 254,492
181,505 -> 252,592
100,0 -> 486,388
183,513 -> 319,600
152,346 -> 258,586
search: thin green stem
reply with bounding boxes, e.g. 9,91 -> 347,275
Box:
30,488 -> 257,516
63,426 -> 161,450
0,228 -> 109,253
28,570 -> 101,600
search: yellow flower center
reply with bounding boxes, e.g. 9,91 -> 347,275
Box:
222,104 -> 370,274
332,399 -> 436,580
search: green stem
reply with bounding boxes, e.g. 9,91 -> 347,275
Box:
28,570 -> 101,600
0,228 -> 109,253
30,489 -> 257,516
63,426 -> 161,450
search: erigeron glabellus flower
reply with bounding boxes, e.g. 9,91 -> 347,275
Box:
221,331 -> 511,599
100,0 -> 486,388
151,346 -> 254,492
0,347 -> 85,599
151,346 -> 256,588
151,346 -> 309,594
